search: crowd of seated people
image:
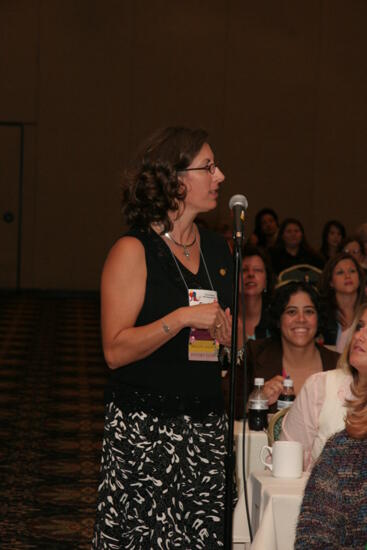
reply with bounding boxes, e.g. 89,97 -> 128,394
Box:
217,209 -> 367,548
218,208 -> 367,443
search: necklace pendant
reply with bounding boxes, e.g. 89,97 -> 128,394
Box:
183,246 -> 190,258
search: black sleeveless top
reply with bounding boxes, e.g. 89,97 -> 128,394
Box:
106,226 -> 233,418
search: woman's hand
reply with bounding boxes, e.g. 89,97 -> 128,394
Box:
183,303 -> 232,346
263,375 -> 284,405
210,306 -> 232,346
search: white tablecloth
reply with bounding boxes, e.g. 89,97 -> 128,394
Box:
232,421 -> 267,545
250,470 -> 308,550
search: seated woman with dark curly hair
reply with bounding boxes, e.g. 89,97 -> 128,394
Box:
234,281 -> 339,416
295,304 -> 367,549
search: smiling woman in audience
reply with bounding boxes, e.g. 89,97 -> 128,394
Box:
319,251 -> 365,352
294,304 -> 367,548
282,303 -> 367,470
235,281 -> 339,416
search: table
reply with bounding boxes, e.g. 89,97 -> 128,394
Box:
232,421 -> 268,548
250,470 -> 308,550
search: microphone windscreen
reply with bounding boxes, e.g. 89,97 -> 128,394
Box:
228,194 -> 248,211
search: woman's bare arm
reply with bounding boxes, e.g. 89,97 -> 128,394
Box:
101,236 -> 231,369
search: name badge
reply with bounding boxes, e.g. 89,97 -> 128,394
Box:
188,288 -> 219,362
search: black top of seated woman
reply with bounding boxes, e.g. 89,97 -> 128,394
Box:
106,225 -> 233,418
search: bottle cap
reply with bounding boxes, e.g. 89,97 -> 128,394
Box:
283,378 -> 294,388
254,377 -> 265,386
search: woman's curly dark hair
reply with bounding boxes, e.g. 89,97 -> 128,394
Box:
318,251 -> 366,317
121,126 -> 208,232
268,281 -> 321,339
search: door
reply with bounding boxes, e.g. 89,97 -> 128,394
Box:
0,125 -> 22,288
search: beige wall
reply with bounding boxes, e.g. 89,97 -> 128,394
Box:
1,1 -> 366,290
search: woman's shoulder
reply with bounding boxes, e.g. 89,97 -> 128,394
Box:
303,368 -> 350,390
322,429 -> 367,460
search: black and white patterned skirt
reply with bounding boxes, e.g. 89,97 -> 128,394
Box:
92,402 -> 229,549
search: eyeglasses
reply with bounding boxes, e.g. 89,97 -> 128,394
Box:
180,162 -> 217,175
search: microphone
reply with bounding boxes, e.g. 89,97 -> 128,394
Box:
228,194 -> 248,245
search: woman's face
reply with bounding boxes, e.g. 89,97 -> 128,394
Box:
331,259 -> 360,295
242,255 -> 267,297
280,291 -> 318,348
327,225 -> 342,248
349,309 -> 367,376
343,241 -> 363,264
282,223 -> 303,250
181,143 -> 225,215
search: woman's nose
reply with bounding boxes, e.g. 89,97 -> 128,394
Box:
214,166 -> 225,183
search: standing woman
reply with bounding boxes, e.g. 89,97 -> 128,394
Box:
92,127 -> 234,549
319,252 -> 365,352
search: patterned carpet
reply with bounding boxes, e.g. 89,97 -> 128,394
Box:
0,291 -> 108,549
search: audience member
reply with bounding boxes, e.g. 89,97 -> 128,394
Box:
239,246 -> 274,341
294,305 -> 367,548
319,252 -> 365,352
356,222 -> 367,269
270,218 -> 324,275
281,304 -> 367,468
250,208 -> 279,250
320,219 -> 345,262
233,281 -> 338,416
342,234 -> 365,266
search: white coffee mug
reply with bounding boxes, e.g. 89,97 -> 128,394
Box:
260,441 -> 303,478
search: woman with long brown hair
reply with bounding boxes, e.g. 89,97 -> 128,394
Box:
319,251 -> 365,352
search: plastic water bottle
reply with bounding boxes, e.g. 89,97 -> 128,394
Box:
248,377 -> 269,431
277,378 -> 295,410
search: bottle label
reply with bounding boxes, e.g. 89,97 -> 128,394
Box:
249,399 -> 268,411
277,398 -> 294,410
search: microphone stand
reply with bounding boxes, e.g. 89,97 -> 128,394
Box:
223,237 -> 242,549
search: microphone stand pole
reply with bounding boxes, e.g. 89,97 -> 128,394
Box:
224,237 -> 242,549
